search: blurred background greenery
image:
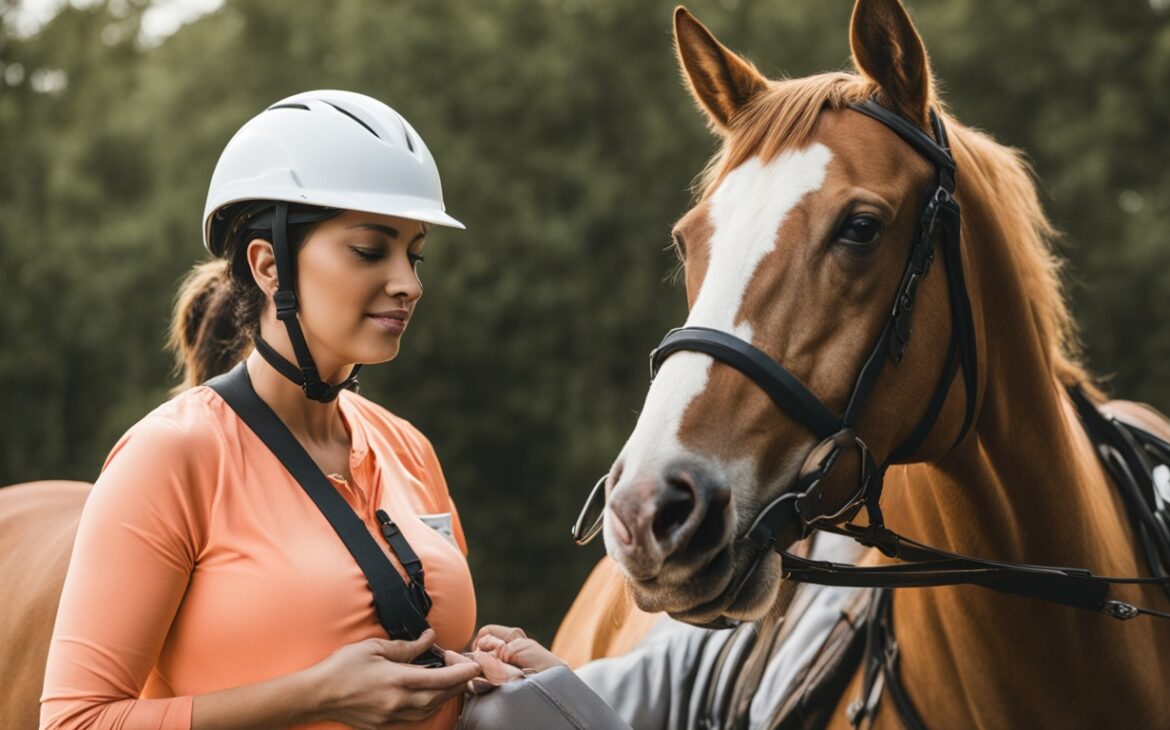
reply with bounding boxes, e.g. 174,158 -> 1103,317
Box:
1,0 -> 1168,642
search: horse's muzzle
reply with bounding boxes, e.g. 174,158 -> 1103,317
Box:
606,458 -> 733,581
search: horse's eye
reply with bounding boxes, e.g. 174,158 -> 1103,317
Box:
835,214 -> 884,249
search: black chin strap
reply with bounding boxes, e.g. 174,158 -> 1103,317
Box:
253,334 -> 361,403
266,201 -> 362,403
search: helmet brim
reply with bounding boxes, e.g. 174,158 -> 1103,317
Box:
204,190 -> 465,254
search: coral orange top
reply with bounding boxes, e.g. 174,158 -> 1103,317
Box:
40,384 -> 476,730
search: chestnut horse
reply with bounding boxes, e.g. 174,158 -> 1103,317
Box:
557,1 -> 1170,727
0,481 -> 89,729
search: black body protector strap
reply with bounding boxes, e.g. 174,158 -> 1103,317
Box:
260,201 -> 361,403
206,362 -> 442,667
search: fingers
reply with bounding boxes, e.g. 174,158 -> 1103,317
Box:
393,683 -> 467,722
474,624 -> 527,649
443,649 -> 476,666
400,658 -> 483,691
471,631 -> 563,674
369,630 -> 436,663
469,649 -> 525,684
475,635 -> 505,653
409,680 -> 473,712
499,637 -> 567,674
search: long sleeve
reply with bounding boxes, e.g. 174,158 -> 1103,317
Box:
457,667 -> 632,730
40,411 -> 212,730
39,386 -> 476,730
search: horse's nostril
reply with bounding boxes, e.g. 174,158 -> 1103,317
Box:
653,474 -> 697,543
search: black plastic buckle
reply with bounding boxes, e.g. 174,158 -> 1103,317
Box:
409,645 -> 446,668
411,580 -> 433,615
380,518 -> 402,542
301,381 -> 327,401
273,290 -> 299,321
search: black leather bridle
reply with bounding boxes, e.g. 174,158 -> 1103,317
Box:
572,99 -> 1170,626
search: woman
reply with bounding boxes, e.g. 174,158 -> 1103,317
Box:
38,89 -> 569,730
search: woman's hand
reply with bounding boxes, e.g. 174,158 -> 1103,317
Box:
310,630 -> 482,729
472,625 -> 567,675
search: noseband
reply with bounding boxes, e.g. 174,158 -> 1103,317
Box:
573,99 -> 1170,626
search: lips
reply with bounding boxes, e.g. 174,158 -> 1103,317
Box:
366,310 -> 408,334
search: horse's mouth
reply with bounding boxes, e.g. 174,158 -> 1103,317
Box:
625,541 -> 783,624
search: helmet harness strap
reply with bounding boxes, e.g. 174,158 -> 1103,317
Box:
257,201 -> 361,403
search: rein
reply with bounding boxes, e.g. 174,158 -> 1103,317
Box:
572,99 -> 1170,626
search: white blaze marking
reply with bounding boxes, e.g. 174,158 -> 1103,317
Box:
614,145 -> 832,483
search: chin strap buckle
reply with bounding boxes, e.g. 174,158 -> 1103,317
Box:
274,290 -> 299,321
301,379 -> 330,401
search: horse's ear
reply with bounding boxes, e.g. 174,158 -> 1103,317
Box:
674,6 -> 767,133
849,0 -> 933,126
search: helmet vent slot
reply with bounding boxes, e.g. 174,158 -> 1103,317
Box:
324,102 -> 380,139
399,120 -> 416,153
267,103 -> 310,111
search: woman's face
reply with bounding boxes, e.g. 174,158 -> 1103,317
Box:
292,209 -> 427,369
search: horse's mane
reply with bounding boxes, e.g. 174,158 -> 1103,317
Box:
698,71 -> 1094,394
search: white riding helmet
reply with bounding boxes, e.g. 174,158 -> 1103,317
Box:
203,89 -> 463,256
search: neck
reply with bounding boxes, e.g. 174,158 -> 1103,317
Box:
245,348 -> 351,448
890,349 -> 1117,572
867,212 -> 1170,729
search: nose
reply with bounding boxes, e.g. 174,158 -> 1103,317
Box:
607,460 -> 732,579
386,252 -> 423,303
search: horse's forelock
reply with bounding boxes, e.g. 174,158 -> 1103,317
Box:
697,73 -> 876,199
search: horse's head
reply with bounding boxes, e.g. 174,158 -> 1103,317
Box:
603,0 -> 975,624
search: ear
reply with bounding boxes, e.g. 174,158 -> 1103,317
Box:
246,238 -> 279,298
849,0 -> 933,125
674,6 -> 768,133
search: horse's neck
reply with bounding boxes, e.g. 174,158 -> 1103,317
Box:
894,371 -> 1124,573
870,252 -> 1170,727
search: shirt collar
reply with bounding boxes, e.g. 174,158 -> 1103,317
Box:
337,391 -> 370,464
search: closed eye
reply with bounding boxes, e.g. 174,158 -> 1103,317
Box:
350,246 -> 386,262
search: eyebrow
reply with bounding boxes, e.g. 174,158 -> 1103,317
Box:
349,223 -> 427,245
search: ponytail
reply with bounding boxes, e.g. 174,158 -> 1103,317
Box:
168,259 -> 249,392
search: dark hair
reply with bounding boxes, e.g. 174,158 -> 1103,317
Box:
168,203 -> 339,392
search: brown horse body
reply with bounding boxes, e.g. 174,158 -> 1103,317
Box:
0,482 -> 88,729
560,1 -> 1170,727
825,378 -> 1170,726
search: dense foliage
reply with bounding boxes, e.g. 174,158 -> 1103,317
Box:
2,0 -> 1167,640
